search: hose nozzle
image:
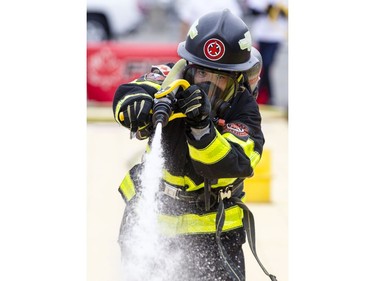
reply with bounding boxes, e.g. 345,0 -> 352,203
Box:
152,78 -> 190,127
152,96 -> 173,127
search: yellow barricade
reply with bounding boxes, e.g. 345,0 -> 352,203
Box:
244,149 -> 271,203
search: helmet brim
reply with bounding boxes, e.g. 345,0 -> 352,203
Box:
178,42 -> 254,72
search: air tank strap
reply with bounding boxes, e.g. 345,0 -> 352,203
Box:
215,190 -> 278,281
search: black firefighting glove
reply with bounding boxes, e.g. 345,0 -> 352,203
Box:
120,94 -> 153,139
175,84 -> 211,129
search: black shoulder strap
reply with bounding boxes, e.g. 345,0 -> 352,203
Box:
215,195 -> 278,281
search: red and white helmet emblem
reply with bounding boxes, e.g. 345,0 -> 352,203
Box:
203,38 -> 225,61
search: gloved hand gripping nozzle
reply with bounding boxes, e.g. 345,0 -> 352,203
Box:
151,59 -> 189,128
152,79 -> 190,127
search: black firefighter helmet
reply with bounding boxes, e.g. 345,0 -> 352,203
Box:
177,9 -> 255,72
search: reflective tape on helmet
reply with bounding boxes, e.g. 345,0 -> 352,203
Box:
188,128 -> 231,164
158,205 -> 244,236
119,172 -> 136,202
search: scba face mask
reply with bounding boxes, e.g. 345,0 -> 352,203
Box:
183,65 -> 238,118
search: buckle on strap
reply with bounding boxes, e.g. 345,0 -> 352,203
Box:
218,186 -> 232,201
163,182 -> 180,199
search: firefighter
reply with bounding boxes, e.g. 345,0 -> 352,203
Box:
113,9 -> 275,281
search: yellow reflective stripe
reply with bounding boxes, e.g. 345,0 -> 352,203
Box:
158,205 -> 244,236
162,170 -> 237,192
222,132 -> 254,157
222,132 -> 261,169
114,93 -> 152,123
237,73 -> 244,83
249,151 -> 261,169
188,128 -> 231,164
145,144 -> 151,153
131,80 -> 162,90
119,172 -> 136,201
162,170 -> 185,186
162,170 -> 204,191
115,97 -> 126,123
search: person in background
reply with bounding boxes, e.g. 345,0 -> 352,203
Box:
246,0 -> 288,105
113,9 -> 277,281
174,0 -> 243,41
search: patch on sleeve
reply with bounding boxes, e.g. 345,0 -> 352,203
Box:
144,72 -> 165,85
151,64 -> 171,77
223,122 -> 249,137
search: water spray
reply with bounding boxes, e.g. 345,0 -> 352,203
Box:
119,60 -> 190,280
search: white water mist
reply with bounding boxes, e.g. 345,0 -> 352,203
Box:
119,123 -> 182,281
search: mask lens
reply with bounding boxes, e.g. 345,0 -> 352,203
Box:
183,65 -> 236,108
